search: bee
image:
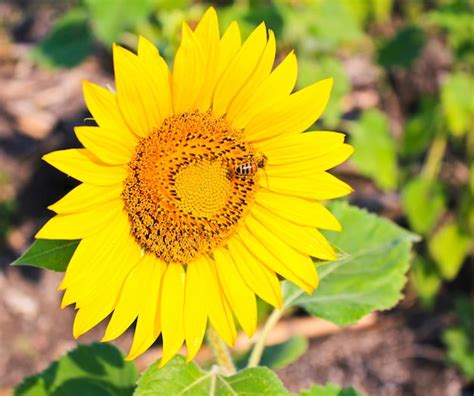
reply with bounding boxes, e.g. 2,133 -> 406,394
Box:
235,154 -> 267,177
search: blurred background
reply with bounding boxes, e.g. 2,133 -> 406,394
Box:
0,0 -> 472,395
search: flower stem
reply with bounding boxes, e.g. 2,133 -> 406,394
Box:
206,327 -> 236,375
247,308 -> 284,368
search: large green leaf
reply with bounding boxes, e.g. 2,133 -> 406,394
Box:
12,239 -> 79,272
236,336 -> 308,370
401,178 -> 445,235
135,355 -> 288,395
350,109 -> 398,191
284,201 -> 418,325
14,343 -> 138,396
300,383 -> 364,396
31,9 -> 93,69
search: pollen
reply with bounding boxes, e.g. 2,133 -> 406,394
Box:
122,110 -> 259,264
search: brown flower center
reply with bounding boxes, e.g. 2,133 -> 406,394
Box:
122,110 -> 260,264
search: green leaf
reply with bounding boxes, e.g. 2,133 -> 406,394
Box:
350,109 -> 398,191
14,343 -> 138,396
236,336 -> 309,370
410,256 -> 441,308
12,239 -> 79,272
31,9 -> 93,69
428,221 -> 470,280
84,0 -> 155,44
401,178 -> 445,235
378,25 -> 426,68
441,72 -> 474,136
135,355 -> 289,396
300,383 -> 364,396
284,201 -> 418,325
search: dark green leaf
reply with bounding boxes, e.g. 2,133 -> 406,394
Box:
401,97 -> 441,157
236,336 -> 308,370
135,355 -> 289,395
12,239 -> 79,272
350,109 -> 398,191
14,343 -> 138,396
378,25 -> 426,68
401,178 -> 445,235
300,383 -> 364,396
284,201 -> 418,325
31,9 -> 93,69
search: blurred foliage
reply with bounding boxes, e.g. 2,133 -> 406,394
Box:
300,383 -> 365,396
442,297 -> 474,380
378,26 -> 426,68
350,109 -> 398,191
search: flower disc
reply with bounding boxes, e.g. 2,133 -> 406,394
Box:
123,110 -> 259,263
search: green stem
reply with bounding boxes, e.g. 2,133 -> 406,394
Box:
247,308 -> 283,367
206,327 -> 236,375
247,288 -> 304,368
421,134 -> 447,182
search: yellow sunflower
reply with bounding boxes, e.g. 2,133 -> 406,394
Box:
36,7 -> 353,365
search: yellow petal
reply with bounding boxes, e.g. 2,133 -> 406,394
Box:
199,256 -> 236,346
73,237 -> 141,309
72,237 -> 141,338
241,220 -> 317,294
126,255 -> 166,360
226,30 -> 276,122
82,81 -> 130,131
257,131 -> 346,161
137,35 -> 172,120
227,237 -> 282,308
214,248 -> 257,336
113,44 -> 164,137
255,190 -> 341,231
266,144 -> 354,176
48,183 -> 122,214
42,149 -> 127,186
102,254 -> 153,341
59,212 -> 130,293
231,51 -> 297,129
245,78 -> 334,141
263,171 -> 353,200
216,21 -> 241,79
36,198 -> 122,240
184,260 -> 208,362
194,7 -> 220,111
172,24 -> 205,114
251,204 -> 336,261
160,263 -> 185,367
75,126 -> 136,165
213,23 -> 267,117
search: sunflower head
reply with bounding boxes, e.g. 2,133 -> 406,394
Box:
36,7 -> 353,365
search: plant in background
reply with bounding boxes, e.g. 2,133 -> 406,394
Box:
11,5 -> 419,395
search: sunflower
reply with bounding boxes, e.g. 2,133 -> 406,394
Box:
36,7 -> 353,365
